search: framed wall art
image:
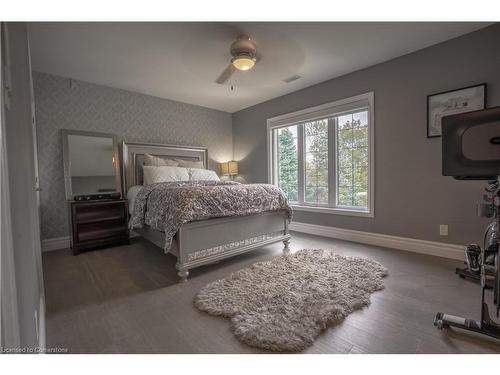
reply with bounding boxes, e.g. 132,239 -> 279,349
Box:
427,83 -> 486,138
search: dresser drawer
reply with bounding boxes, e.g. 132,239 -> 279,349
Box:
75,202 -> 126,223
69,199 -> 129,254
77,220 -> 128,242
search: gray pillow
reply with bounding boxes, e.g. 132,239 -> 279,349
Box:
174,158 -> 204,169
144,153 -> 179,167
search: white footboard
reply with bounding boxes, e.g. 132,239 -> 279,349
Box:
175,211 -> 290,281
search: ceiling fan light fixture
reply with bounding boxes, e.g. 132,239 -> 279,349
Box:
231,54 -> 256,71
215,35 -> 257,84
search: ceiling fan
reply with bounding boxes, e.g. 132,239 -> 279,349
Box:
216,35 -> 257,85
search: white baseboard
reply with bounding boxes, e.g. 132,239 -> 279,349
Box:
289,221 -> 465,261
41,236 -> 71,252
42,225 -> 464,260
41,232 -> 140,252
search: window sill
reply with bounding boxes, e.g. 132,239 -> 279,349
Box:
290,204 -> 374,218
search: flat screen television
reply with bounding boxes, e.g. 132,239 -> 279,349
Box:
442,106 -> 500,180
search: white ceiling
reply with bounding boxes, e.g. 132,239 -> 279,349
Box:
28,22 -> 491,113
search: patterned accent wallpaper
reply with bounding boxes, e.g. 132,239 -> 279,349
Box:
33,72 -> 233,240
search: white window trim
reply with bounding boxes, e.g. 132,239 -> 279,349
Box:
267,92 -> 375,218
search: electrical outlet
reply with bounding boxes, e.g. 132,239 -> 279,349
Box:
440,224 -> 449,236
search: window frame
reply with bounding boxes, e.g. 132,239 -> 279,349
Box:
267,92 -> 374,218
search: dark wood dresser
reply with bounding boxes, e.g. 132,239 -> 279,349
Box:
69,199 -> 129,255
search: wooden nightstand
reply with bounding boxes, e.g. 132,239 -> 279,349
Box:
69,199 -> 129,255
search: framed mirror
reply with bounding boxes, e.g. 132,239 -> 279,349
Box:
62,129 -> 122,200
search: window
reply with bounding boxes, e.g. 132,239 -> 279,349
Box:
276,125 -> 299,202
268,93 -> 374,217
304,119 -> 329,205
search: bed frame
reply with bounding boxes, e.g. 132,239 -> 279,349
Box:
122,141 -> 291,282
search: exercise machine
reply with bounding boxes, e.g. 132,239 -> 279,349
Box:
434,106 -> 500,340
434,178 -> 500,339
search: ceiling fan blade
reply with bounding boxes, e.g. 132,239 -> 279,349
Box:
215,64 -> 236,84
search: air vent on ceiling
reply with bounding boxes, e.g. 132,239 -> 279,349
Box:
283,75 -> 301,83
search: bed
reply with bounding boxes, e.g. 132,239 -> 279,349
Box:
123,141 -> 292,282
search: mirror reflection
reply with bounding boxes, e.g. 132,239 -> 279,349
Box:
67,134 -> 117,196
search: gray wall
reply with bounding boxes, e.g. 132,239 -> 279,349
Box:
34,72 -> 232,239
4,23 -> 44,349
233,23 -> 500,246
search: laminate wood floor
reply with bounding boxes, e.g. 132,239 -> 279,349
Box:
42,232 -> 500,353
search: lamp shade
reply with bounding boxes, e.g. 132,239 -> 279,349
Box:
228,161 -> 238,176
220,161 -> 238,176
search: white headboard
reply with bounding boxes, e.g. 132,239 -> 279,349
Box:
122,141 -> 208,193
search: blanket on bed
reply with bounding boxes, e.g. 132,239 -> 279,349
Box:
129,181 -> 293,252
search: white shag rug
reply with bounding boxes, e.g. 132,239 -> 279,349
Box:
194,249 -> 388,352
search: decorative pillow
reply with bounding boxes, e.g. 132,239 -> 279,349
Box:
175,158 -> 204,169
144,153 -> 179,167
188,168 -> 220,181
143,166 -> 189,185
